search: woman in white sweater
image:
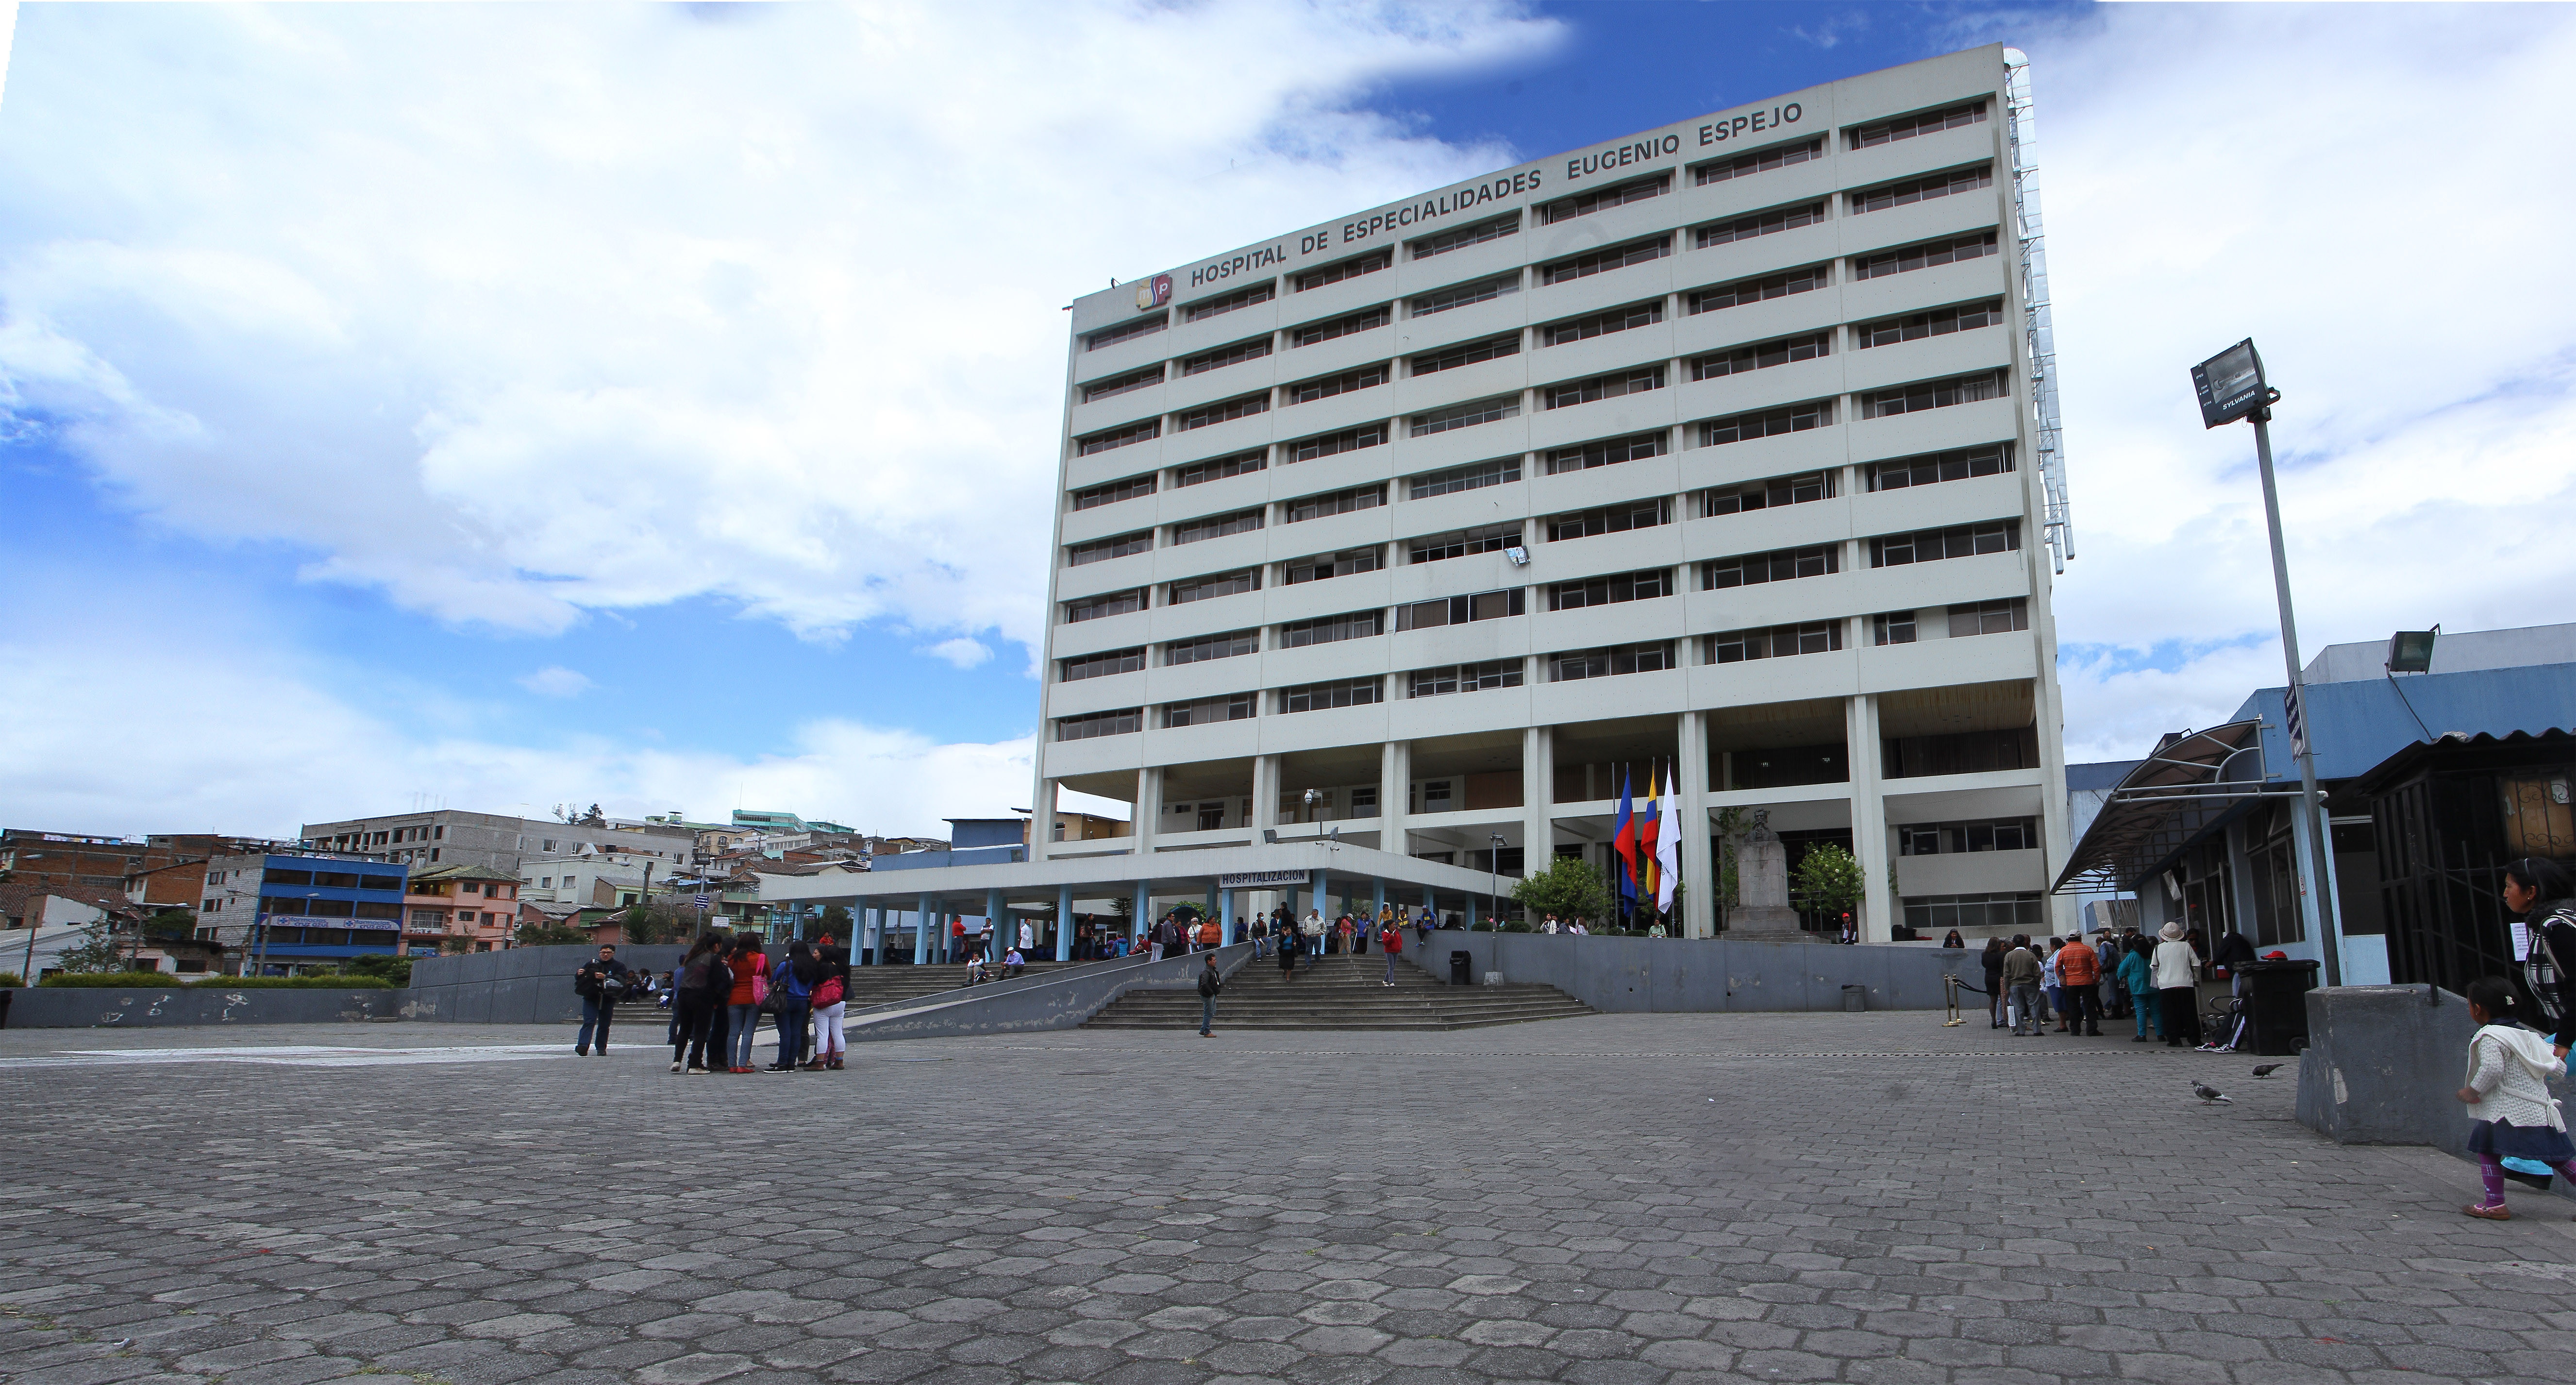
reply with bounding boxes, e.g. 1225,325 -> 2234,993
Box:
2151,922 -> 2201,1049
2457,976 -> 2574,1220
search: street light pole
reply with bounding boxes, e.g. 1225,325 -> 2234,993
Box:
1488,833 -> 1505,932
2248,404 -> 2344,987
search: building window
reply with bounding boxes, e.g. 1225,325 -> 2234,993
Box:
1546,498 -> 1670,542
1539,172 -> 1670,224
1698,398 -> 1834,446
1060,647 -> 1145,681
1409,659 -> 1524,697
1171,507 -> 1264,545
1409,274 -> 1521,318
1066,531 -> 1152,567
1897,815 -> 2039,857
1291,304 -> 1392,348
1692,135 -> 1824,185
1853,298 -> 2005,350
1172,449 -> 1266,488
1282,547 -> 1382,584
1086,314 -> 1166,352
1549,641 -> 1675,681
1408,522 -> 1519,565
1541,300 -> 1664,348
1285,485 -> 1385,524
1277,609 -> 1383,648
1847,163 -> 1994,215
1539,235 -> 1671,286
1409,212 -> 1521,260
1411,394 -> 1522,437
1077,419 -> 1161,456
1081,366 -> 1163,404
1705,621 -> 1844,663
1063,588 -> 1147,624
1865,443 -> 2012,491
1543,368 -> 1662,411
1947,596 -> 2030,637
1179,337 -> 1272,377
1163,692 -> 1255,728
1286,362 -> 1389,405
1167,568 -> 1259,605
1884,725 -> 2041,778
1856,370 -> 2009,420
1870,520 -> 2022,566
1177,392 -> 1267,431
1410,333 -> 1521,376
1408,457 -> 1522,499
1183,283 -> 1275,323
1545,431 -> 1664,476
1701,469 -> 1834,516
1278,677 -> 1383,713
1703,543 -> 1839,589
1396,587 -> 1525,630
1164,630 -> 1257,665
1071,474 -> 1156,510
1056,709 -> 1142,741
1902,892 -> 2043,933
1847,100 -> 1988,151
1695,200 -> 1826,249
1546,568 -> 1672,610
1286,423 -> 1387,462
1873,611 -> 1917,645
1690,331 -> 1830,380
1851,230 -> 1999,281
1295,248 -> 1393,293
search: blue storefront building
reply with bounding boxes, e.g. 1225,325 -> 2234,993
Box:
247,852 -> 410,974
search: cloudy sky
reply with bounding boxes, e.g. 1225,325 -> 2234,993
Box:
2,1 -> 2571,840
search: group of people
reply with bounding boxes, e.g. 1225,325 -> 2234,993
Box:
1254,908 -> 1414,985
1978,922 -> 2242,1047
569,933 -> 855,1074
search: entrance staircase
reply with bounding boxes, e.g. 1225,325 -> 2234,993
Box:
1081,952 -> 1592,1031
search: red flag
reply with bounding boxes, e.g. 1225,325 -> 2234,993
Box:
1610,767 -> 1638,898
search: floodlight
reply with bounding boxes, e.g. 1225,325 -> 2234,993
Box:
2190,338 -> 2271,429
2387,628 -> 2438,675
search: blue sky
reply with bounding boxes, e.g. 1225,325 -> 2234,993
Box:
3,1 -> 2573,837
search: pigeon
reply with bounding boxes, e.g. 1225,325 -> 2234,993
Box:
2251,1064 -> 2282,1078
2193,1082 -> 2232,1104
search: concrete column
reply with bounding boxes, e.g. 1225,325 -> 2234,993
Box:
986,888 -> 1008,960
1028,777 -> 1057,863
1678,711 -> 1716,939
1220,888 -> 1236,946
1134,766 -> 1163,858
1523,725 -> 1553,887
1252,755 -> 1280,838
1056,884 -> 1075,962
1310,869 -> 1329,927
1378,740 -> 1409,857
1847,692 -> 1893,943
1132,882 -> 1151,941
914,895 -> 933,965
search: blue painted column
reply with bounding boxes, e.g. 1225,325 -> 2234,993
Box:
1132,882 -> 1151,946
1220,887 -> 1236,946
914,895 -> 933,965
1056,884 -> 1075,962
986,888 -> 1008,963
1310,869 -> 1329,927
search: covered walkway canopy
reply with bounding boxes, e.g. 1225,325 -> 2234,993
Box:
2053,720 -> 2301,895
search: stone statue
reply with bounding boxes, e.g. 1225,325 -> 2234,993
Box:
1725,808 -> 1805,942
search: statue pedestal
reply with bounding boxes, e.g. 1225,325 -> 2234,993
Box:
1725,834 -> 1807,943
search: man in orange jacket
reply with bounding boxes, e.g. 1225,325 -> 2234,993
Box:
2055,933 -> 2103,1036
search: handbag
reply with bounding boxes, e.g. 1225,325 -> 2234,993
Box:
812,975 -> 844,1008
750,961 -> 769,1006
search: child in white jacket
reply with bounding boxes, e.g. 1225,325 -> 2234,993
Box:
2457,976 -> 2574,1220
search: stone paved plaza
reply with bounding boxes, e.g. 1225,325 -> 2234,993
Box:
4,1012 -> 2575,1385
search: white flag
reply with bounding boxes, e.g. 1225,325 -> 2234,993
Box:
1655,763 -> 1680,912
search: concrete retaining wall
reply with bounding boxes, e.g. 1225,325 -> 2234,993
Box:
839,945 -> 1251,1042
2,985 -> 402,1028
405,945 -> 690,1024
1400,932 -> 1975,1012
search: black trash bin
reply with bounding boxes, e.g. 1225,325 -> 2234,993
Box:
2236,958 -> 2321,1055
1449,950 -> 1472,987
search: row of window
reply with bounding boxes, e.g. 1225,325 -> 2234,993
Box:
1055,600 -> 2030,741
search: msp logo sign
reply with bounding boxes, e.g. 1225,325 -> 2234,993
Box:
1133,274 -> 1172,311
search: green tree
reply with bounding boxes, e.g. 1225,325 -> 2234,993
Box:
1510,854 -> 1612,925
617,899 -> 690,945
820,904 -> 852,939
515,920 -> 588,947
345,953 -> 414,987
1793,844 -> 1866,920
53,918 -> 130,973
140,908 -> 198,942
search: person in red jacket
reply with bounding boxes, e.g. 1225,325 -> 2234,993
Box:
2055,934 -> 2103,1036
1379,919 -> 1404,986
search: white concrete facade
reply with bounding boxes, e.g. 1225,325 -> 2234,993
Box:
1035,45 -> 2076,941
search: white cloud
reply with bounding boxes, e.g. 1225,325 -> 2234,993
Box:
916,638 -> 993,671
516,666 -> 593,699
0,2 -> 1560,654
